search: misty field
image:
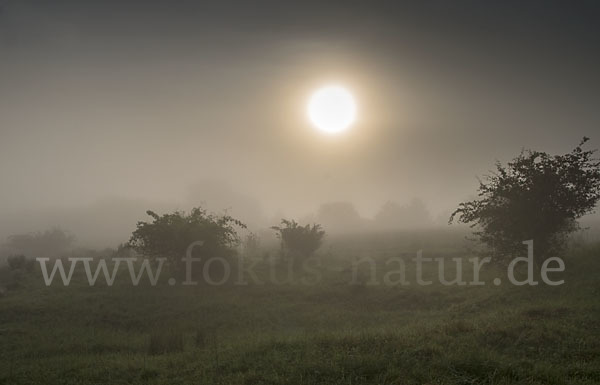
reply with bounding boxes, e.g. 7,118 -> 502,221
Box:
0,233 -> 598,385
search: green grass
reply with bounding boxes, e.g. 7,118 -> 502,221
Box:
0,240 -> 599,384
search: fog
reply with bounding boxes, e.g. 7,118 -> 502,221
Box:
1,0 -> 599,248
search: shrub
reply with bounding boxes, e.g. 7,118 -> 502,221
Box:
242,232 -> 261,257
271,219 -> 325,258
450,138 -> 600,263
128,208 -> 246,272
0,267 -> 12,295
7,255 -> 34,272
4,228 -> 73,258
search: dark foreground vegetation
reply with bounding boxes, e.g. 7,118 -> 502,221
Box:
0,234 -> 598,385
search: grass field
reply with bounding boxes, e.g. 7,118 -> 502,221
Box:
0,234 -> 599,384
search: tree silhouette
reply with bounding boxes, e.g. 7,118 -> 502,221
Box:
128,208 -> 245,271
271,219 -> 325,259
317,202 -> 363,232
374,198 -> 432,230
450,138 -> 600,263
4,228 -> 74,258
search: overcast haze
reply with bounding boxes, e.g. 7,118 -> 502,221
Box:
1,0 -> 599,246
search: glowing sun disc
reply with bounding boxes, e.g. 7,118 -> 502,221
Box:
308,85 -> 356,133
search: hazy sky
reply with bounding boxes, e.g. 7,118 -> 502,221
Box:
1,0 -> 599,243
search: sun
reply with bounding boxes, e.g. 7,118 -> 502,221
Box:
308,85 -> 357,134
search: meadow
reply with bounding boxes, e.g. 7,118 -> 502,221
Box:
0,231 -> 599,385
